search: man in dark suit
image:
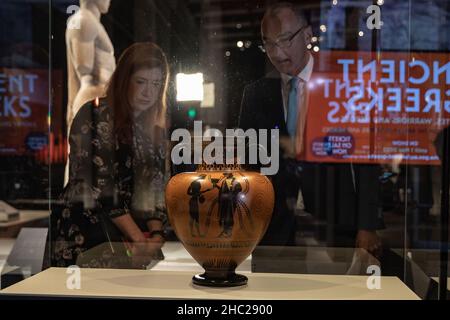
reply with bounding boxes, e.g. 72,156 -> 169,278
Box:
239,2 -> 384,255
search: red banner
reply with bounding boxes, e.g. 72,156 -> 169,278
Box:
302,51 -> 450,165
0,68 -> 65,162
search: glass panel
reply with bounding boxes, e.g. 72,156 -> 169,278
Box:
1,0 -> 449,300
46,0 -> 449,298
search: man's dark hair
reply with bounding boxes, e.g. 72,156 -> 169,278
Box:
263,2 -> 309,26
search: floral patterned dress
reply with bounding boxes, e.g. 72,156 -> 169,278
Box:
50,99 -> 169,268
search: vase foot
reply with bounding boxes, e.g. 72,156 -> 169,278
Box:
193,272 -> 248,287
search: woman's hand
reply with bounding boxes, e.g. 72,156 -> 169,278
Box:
146,219 -> 166,245
112,213 -> 147,242
128,239 -> 163,269
146,219 -> 163,232
147,232 -> 165,244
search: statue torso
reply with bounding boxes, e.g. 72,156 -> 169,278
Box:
66,8 -> 116,85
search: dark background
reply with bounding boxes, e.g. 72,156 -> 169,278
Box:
0,0 -> 449,206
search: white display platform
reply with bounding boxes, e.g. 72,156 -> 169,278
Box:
0,267 -> 419,300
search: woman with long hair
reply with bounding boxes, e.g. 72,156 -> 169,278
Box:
50,42 -> 170,268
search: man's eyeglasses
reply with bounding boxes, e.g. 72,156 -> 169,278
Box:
259,25 -> 309,53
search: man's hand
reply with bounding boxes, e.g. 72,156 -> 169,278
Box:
356,230 -> 382,258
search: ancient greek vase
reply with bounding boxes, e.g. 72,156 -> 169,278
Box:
165,163 -> 274,287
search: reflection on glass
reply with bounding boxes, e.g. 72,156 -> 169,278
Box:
50,43 -> 170,269
0,0 -> 448,300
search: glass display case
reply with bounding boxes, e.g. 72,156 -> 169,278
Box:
0,0 -> 449,301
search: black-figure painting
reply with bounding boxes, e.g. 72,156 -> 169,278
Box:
204,172 -> 253,238
187,174 -> 212,237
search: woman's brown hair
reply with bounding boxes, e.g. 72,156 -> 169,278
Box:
105,42 -> 170,143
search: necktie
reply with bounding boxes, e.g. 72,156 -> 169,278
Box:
295,79 -> 309,156
286,77 -> 299,137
